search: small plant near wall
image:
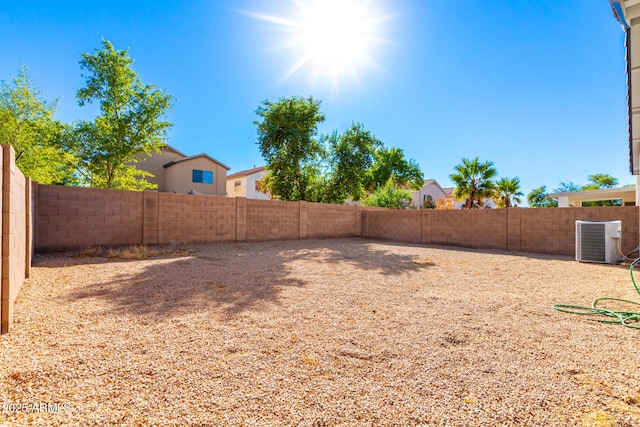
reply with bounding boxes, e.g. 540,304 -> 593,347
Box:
422,195 -> 436,209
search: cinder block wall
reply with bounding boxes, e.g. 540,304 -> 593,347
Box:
362,206 -> 639,256
519,206 -> 638,255
362,209 -> 423,243
36,182 -> 640,258
35,186 -> 371,250
156,192 -> 237,245
1,145 -> 32,334
307,203 -> 359,238
36,185 -> 143,252
246,199 -> 300,241
429,210 -> 508,250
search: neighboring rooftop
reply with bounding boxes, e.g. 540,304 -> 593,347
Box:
159,144 -> 188,158
163,153 -> 231,170
442,187 -> 455,197
550,185 -> 637,207
227,166 -> 266,179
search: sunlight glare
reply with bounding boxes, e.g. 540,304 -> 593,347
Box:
248,0 -> 393,95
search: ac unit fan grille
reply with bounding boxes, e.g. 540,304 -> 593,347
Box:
579,223 -> 606,262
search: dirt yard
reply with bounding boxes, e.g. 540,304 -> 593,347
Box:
1,238 -> 639,426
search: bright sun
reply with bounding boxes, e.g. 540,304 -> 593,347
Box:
248,0 -> 393,94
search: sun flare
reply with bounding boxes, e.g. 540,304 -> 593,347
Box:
248,0 -> 393,94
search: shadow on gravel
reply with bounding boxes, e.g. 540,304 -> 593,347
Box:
62,238 -> 434,318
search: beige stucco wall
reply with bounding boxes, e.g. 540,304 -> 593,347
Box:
245,170 -> 269,200
227,176 -> 247,197
135,147 -> 183,191
164,157 -> 227,195
227,170 -> 269,200
411,182 -> 447,208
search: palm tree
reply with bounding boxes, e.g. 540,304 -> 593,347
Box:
449,157 -> 497,209
495,177 -> 524,208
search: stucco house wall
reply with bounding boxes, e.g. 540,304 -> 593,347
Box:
227,176 -> 247,197
411,180 -> 448,208
226,167 -> 269,200
244,170 -> 269,200
164,156 -> 228,195
135,146 -> 185,191
135,145 -> 230,196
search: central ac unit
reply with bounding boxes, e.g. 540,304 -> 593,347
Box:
575,220 -> 622,264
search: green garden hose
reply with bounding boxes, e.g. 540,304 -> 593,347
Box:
553,258 -> 640,330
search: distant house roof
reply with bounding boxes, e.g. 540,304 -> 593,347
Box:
442,187 -> 455,197
549,186 -> 636,203
160,144 -> 188,158
163,154 -> 231,170
227,166 -> 266,180
424,179 -> 446,194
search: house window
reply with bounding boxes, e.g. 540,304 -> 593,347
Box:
192,169 -> 213,184
234,180 -> 241,192
255,180 -> 262,192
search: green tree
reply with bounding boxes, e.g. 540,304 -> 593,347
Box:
298,158 -> 330,203
324,122 -> 383,203
255,96 -> 325,201
62,39 -> 173,189
553,181 -> 580,193
449,156 -> 497,209
364,178 -> 413,209
581,173 -> 621,206
366,147 -> 424,191
583,173 -> 618,190
527,186 -> 557,208
0,66 -> 76,184
495,177 -> 524,208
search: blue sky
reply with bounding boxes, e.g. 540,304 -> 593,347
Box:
0,0 -> 631,202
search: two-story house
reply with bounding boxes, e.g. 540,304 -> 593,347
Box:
136,145 -> 230,195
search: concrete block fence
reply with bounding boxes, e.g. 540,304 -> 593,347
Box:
361,206 -> 639,256
1,145 -> 32,334
36,183 -> 640,257
34,185 -> 366,251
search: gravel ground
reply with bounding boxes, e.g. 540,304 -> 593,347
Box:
1,238 -> 639,426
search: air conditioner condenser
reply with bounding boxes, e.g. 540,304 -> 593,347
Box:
575,220 -> 622,264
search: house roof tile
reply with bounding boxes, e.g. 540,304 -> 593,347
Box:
227,166 -> 266,179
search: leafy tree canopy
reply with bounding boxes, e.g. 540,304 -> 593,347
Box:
582,174 -> 619,190
256,97 -> 423,206
581,173 -> 621,206
324,122 -> 383,203
364,178 -> 413,209
61,38 -> 173,190
255,96 -> 325,201
527,186 -> 557,208
0,66 -> 76,184
366,147 -> 424,191
553,181 -> 580,193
